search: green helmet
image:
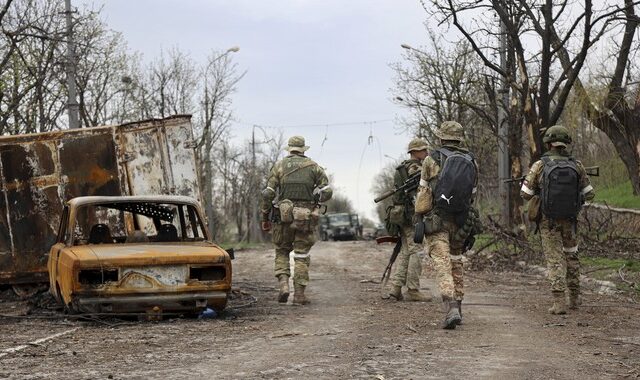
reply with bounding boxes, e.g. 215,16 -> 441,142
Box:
407,137 -> 429,153
435,121 -> 465,142
543,125 -> 572,146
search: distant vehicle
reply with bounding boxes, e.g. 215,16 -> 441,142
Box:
48,195 -> 232,316
319,212 -> 362,241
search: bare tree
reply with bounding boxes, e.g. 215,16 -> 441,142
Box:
428,0 -> 632,162
197,49 -> 245,239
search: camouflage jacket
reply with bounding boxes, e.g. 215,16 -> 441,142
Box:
520,148 -> 595,202
260,153 -> 331,220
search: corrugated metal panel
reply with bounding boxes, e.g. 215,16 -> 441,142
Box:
0,115 -> 200,285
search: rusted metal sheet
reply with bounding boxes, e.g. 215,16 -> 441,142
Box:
0,115 -> 200,285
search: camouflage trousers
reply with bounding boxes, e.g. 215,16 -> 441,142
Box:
540,219 -> 580,293
424,219 -> 465,301
391,224 -> 423,290
272,222 -> 316,286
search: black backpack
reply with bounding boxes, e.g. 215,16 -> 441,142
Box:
433,148 -> 477,219
540,156 -> 581,219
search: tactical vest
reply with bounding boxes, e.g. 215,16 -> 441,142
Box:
279,155 -> 317,202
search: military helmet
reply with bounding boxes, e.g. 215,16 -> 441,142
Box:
407,137 -> 429,153
286,135 -> 310,152
435,121 -> 465,142
543,125 -> 572,147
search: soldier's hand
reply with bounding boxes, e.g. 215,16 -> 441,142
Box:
261,221 -> 272,232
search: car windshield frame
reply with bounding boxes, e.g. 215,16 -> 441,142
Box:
65,199 -> 209,246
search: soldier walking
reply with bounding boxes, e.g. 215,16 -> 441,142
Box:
520,125 -> 595,314
260,136 -> 332,305
415,121 -> 479,329
386,138 -> 432,302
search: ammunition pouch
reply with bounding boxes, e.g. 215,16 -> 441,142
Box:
278,199 -> 294,223
384,205 -> 400,237
415,186 -> 433,214
414,218 -> 425,244
291,206 -> 312,232
388,205 -> 405,226
423,211 -> 443,235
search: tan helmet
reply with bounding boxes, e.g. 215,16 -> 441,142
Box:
286,135 -> 310,153
435,121 -> 465,142
542,125 -> 572,148
407,137 -> 429,153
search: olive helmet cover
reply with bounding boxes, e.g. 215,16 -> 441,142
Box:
543,125 -> 572,147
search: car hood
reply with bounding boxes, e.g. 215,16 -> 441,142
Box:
67,243 -> 229,267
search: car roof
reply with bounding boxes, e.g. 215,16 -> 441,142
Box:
67,195 -> 200,208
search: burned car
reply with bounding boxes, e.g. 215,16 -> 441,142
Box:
48,195 -> 232,315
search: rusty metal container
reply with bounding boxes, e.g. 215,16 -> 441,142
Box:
0,115 -> 201,286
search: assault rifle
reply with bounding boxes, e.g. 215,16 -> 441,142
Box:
374,172 -> 421,203
503,166 -> 599,183
375,235 -> 402,285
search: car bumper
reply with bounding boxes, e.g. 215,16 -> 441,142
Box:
73,291 -> 229,314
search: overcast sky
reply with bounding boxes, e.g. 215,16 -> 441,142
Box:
99,0 -> 431,222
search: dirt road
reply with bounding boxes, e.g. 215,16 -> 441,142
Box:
1,241 -> 639,379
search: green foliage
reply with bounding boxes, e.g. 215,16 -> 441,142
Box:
580,257 -> 640,273
593,181 -> 640,209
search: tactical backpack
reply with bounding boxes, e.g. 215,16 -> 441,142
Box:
540,156 -> 581,220
432,148 -> 477,220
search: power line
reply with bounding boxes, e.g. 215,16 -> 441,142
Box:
235,119 -> 395,129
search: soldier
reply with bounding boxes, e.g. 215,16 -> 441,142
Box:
260,136 -> 332,305
415,121 -> 478,329
520,125 -> 595,314
387,138 -> 432,302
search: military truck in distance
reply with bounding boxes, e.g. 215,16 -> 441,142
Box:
319,213 -> 362,241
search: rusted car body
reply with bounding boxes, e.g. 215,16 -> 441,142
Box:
48,195 -> 231,314
0,115 -> 200,289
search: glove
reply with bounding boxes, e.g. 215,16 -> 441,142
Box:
261,221 -> 272,232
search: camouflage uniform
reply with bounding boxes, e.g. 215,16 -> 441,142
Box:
521,133 -> 595,313
419,149 -> 471,302
416,121 -> 477,329
390,157 -> 427,298
260,136 -> 332,304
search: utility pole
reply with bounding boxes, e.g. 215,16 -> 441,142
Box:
250,126 -> 261,243
65,0 -> 80,129
498,20 -> 511,226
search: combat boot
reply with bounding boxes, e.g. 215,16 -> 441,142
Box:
388,285 -> 403,301
277,275 -> 290,303
548,291 -> 567,315
405,289 -> 432,302
457,300 -> 463,325
293,284 -> 309,305
442,297 -> 461,330
568,289 -> 581,310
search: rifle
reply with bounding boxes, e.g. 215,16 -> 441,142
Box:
374,171 -> 421,203
376,235 -> 402,284
502,166 -> 599,183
